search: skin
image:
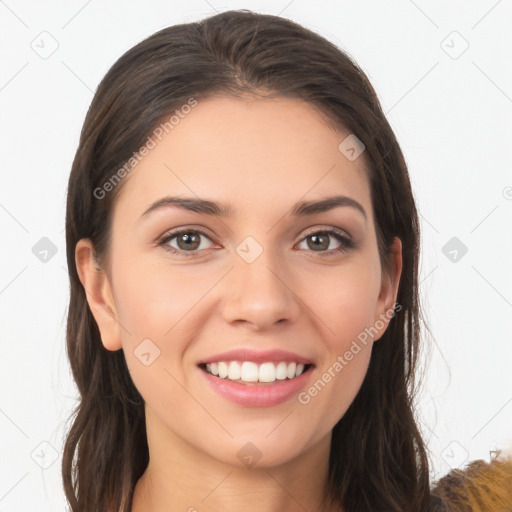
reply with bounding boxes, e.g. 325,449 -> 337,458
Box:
76,96 -> 402,512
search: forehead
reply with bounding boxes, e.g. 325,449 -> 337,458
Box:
113,95 -> 372,225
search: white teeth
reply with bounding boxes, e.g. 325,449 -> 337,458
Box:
227,361 -> 241,380
286,362 -> 297,379
218,361 -> 228,379
275,362 -> 287,380
204,361 -> 309,383
241,362 -> 259,382
259,362 -> 276,382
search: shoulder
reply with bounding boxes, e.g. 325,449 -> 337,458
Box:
428,455 -> 512,512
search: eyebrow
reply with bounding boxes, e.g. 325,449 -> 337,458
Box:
140,195 -> 367,221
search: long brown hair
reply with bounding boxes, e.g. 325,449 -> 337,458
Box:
63,9 -> 431,511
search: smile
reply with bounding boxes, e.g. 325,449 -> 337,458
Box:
197,348 -> 315,406
201,361 -> 310,384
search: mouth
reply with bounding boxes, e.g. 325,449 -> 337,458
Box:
197,349 -> 315,407
198,361 -> 314,385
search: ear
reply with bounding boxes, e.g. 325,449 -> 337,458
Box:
75,238 -> 122,351
373,237 -> 403,341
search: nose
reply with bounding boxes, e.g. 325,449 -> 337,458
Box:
221,249 -> 301,331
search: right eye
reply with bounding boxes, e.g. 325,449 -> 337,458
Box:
157,229 -> 216,256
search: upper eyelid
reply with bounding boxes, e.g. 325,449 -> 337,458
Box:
300,226 -> 350,238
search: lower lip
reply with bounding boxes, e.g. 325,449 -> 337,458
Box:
200,367 -> 313,407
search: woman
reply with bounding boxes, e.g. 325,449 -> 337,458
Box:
62,9 -> 512,511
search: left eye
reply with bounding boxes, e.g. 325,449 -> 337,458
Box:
297,230 -> 353,253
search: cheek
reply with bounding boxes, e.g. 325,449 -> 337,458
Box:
112,260 -> 198,420
110,257 -> 203,387
294,258 -> 379,428
305,255 -> 381,341
110,254 -> 231,404
112,254 -> 212,341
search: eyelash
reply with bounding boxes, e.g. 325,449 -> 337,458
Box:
156,227 -> 354,257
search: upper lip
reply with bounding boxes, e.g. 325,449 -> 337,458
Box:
197,348 -> 314,366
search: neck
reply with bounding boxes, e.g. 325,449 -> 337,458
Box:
131,409 -> 340,512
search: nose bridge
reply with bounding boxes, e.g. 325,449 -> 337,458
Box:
221,236 -> 299,329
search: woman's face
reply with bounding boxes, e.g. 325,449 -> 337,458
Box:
78,95 -> 401,469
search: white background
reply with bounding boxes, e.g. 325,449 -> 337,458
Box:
0,1 -> 511,510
